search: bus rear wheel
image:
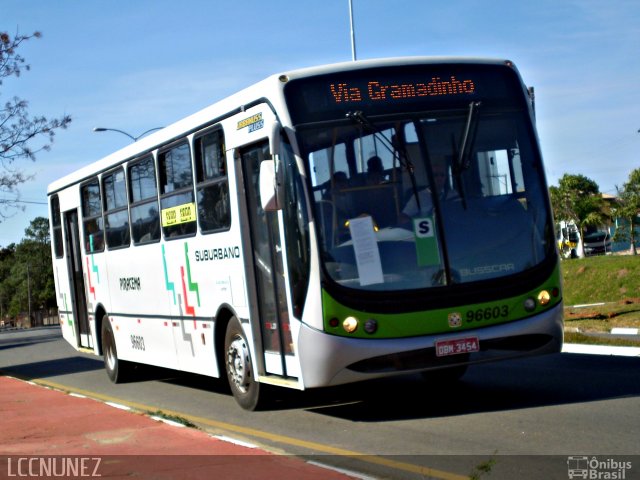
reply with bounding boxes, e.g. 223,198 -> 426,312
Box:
224,316 -> 262,410
101,315 -> 132,383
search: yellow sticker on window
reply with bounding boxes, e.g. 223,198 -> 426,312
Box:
161,202 -> 197,227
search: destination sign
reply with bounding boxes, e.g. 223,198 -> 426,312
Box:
284,63 -> 523,125
329,76 -> 476,104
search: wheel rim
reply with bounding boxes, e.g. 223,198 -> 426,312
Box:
105,335 -> 116,371
227,335 -> 251,394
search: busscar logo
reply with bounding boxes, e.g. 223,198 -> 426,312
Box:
567,456 -> 633,479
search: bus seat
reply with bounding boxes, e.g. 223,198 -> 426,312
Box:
350,183 -> 399,228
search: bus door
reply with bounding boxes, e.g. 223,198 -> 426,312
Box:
63,209 -> 92,349
238,140 -> 295,378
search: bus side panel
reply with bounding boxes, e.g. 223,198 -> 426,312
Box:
153,122 -> 251,378
175,230 -> 247,376
101,245 -> 179,369
160,238 -> 217,376
171,129 -> 251,377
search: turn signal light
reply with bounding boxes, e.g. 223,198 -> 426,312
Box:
364,319 -> 378,334
524,297 -> 536,312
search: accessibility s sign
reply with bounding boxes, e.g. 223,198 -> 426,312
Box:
414,216 -> 440,266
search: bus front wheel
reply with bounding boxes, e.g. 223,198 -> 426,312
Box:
224,316 -> 262,410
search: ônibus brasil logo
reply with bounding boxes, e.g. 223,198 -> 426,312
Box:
567,456 -> 633,479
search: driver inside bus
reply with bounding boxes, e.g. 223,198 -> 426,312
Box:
401,156 -> 455,218
366,155 -> 386,185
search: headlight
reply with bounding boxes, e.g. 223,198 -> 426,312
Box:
537,290 -> 551,306
342,316 -> 358,333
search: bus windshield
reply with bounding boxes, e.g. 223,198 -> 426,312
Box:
298,108 -> 552,291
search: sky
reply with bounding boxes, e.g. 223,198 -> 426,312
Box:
1,0 -> 639,247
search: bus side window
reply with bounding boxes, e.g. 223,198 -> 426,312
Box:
102,168 -> 130,249
81,178 -> 105,253
194,128 -> 230,233
50,194 -> 64,258
128,155 -> 160,245
158,142 -> 197,239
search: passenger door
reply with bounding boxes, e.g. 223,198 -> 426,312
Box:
63,209 -> 92,348
237,140 -> 294,377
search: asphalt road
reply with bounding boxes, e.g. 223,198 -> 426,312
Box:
1,326 -> 639,479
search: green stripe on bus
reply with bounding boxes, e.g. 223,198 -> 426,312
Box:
322,266 -> 561,339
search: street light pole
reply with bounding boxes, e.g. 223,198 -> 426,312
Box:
93,126 -> 163,142
349,0 -> 357,61
27,263 -> 32,326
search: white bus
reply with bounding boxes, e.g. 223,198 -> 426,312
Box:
49,58 -> 563,410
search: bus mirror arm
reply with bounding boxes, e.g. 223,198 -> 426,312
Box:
259,120 -> 284,211
259,158 -> 283,211
269,120 -> 281,157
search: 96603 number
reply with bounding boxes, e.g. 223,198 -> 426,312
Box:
466,305 -> 509,323
130,334 -> 146,351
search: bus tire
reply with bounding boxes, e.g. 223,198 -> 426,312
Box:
224,316 -> 262,410
101,315 -> 131,383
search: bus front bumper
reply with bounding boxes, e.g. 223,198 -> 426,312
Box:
297,302 -> 563,388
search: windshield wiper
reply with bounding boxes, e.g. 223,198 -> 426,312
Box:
452,101 -> 481,209
346,111 -> 422,211
456,101 -> 481,172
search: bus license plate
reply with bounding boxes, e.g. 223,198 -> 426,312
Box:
435,337 -> 479,357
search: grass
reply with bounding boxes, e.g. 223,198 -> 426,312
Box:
561,254 -> 640,305
149,410 -> 197,428
560,253 -> 640,346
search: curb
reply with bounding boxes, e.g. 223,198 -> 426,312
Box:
610,327 -> 640,335
562,343 -> 640,357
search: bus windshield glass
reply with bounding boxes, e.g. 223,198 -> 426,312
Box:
288,64 -> 553,291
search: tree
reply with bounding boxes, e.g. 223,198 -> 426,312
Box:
613,168 -> 640,255
1,30 -> 71,220
0,243 -> 16,319
0,217 -> 55,321
549,174 -> 605,258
